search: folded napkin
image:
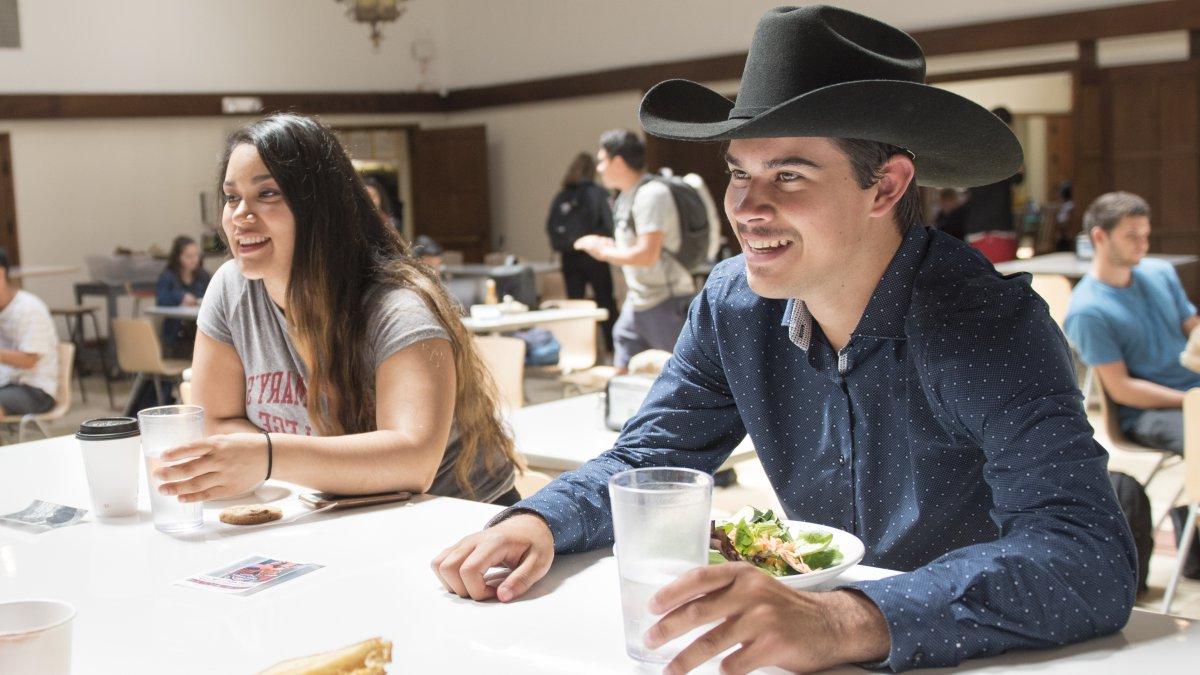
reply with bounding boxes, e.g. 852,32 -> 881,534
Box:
1183,328 -> 1200,373
259,637 -> 392,675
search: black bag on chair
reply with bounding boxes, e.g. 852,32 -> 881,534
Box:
1108,471 -> 1152,593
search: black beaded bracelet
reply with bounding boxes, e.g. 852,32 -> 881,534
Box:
262,430 -> 273,481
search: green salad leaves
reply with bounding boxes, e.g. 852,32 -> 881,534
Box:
709,507 -> 844,576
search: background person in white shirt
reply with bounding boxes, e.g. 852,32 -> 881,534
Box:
0,250 -> 59,415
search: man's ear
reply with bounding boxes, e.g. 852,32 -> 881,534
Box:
868,154 -> 916,220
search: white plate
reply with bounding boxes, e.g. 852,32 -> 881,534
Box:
716,519 -> 865,590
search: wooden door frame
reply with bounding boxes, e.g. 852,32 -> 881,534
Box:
0,133 -> 18,266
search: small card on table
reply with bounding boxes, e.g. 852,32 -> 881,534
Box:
177,554 -> 323,596
0,500 -> 87,533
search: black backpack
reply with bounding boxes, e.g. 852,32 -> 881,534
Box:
547,184 -> 598,253
633,173 -> 711,271
1108,471 -> 1152,593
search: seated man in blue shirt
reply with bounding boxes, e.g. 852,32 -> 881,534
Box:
1065,191 -> 1200,455
435,7 -> 1137,673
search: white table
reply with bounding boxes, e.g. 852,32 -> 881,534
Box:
8,264 -> 81,281
462,306 -> 608,334
442,261 -> 559,277
995,252 -> 1198,279
2,436 -> 1195,674
144,304 -> 201,321
509,392 -> 756,473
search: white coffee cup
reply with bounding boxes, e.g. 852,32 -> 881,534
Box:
0,599 -> 76,675
76,417 -> 141,518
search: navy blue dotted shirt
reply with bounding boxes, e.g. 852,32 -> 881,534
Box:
510,225 -> 1137,670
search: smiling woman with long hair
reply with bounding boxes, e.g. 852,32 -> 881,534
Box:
151,113 -> 520,504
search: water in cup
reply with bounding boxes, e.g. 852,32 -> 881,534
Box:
609,468 -> 713,663
138,405 -> 205,532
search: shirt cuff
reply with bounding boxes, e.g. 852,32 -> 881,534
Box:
840,575 -> 951,672
486,491 -> 586,553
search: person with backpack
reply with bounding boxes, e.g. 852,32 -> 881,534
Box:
574,129 -> 699,373
545,152 -> 617,351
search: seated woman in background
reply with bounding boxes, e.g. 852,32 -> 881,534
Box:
152,113 -> 520,504
155,235 -> 210,357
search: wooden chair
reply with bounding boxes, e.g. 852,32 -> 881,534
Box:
441,250 -> 465,266
1162,387 -> 1200,614
111,318 -> 190,410
51,305 -> 116,408
1097,376 -> 1182,494
513,469 -> 555,500
473,335 -> 525,410
628,349 -> 672,376
1,343 -> 75,443
537,299 -> 618,394
1029,274 -> 1072,329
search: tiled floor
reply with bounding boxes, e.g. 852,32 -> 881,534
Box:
12,370 -> 1198,620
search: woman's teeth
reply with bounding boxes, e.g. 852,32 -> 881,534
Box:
239,235 -> 268,245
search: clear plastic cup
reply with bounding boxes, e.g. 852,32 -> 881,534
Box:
0,599 -> 76,675
138,405 -> 205,532
609,467 -> 713,663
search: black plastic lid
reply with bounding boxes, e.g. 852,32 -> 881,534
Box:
76,417 -> 139,441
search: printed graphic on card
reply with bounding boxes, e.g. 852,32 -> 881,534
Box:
0,500 -> 87,533
177,555 -> 323,596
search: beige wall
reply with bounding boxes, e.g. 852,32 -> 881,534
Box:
7,113 -> 431,315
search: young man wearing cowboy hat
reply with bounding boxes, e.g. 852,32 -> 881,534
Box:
434,6 -> 1137,673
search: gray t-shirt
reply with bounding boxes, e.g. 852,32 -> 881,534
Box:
613,177 -> 696,311
198,260 -> 514,503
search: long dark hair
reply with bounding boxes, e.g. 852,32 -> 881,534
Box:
166,235 -> 197,278
216,113 -> 518,494
561,152 -> 596,188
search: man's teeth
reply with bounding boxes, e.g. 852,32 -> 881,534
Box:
747,239 -> 792,251
239,236 -> 269,245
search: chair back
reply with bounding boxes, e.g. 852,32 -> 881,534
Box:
537,300 -> 600,373
628,349 -> 672,376
1029,274 -> 1072,329
473,335 -> 525,409
1096,374 -> 1162,454
1185,388 -> 1200,502
112,318 -> 167,374
513,469 -> 554,498
441,250 -> 465,266
47,342 -> 74,417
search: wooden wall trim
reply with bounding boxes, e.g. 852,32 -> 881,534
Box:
913,0 -> 1200,56
1,0 -> 1194,120
0,91 -> 443,120
925,60 -> 1080,85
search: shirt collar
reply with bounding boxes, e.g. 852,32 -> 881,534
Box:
782,225 -> 929,349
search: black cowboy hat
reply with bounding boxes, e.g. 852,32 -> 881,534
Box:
638,5 -> 1022,188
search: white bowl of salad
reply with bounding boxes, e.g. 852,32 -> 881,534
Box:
710,507 -> 865,590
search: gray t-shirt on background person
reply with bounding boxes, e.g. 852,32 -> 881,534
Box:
613,177 -> 696,311
197,260 -> 514,503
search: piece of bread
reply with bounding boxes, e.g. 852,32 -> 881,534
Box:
259,637 -> 392,675
219,505 -> 283,526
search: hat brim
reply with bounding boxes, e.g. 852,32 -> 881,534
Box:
639,79 -> 1022,188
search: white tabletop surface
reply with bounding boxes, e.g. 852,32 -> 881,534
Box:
143,305 -> 201,321
2,436 -> 1195,674
995,252 -> 1198,278
462,306 -> 608,334
509,393 -> 756,473
8,264 -> 81,280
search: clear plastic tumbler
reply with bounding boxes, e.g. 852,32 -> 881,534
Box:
138,405 -> 205,532
609,467 -> 713,663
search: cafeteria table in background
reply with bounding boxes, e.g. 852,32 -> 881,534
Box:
1,435 -> 1196,674
507,392 -> 755,475
995,252 -> 1198,279
462,306 -> 608,334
